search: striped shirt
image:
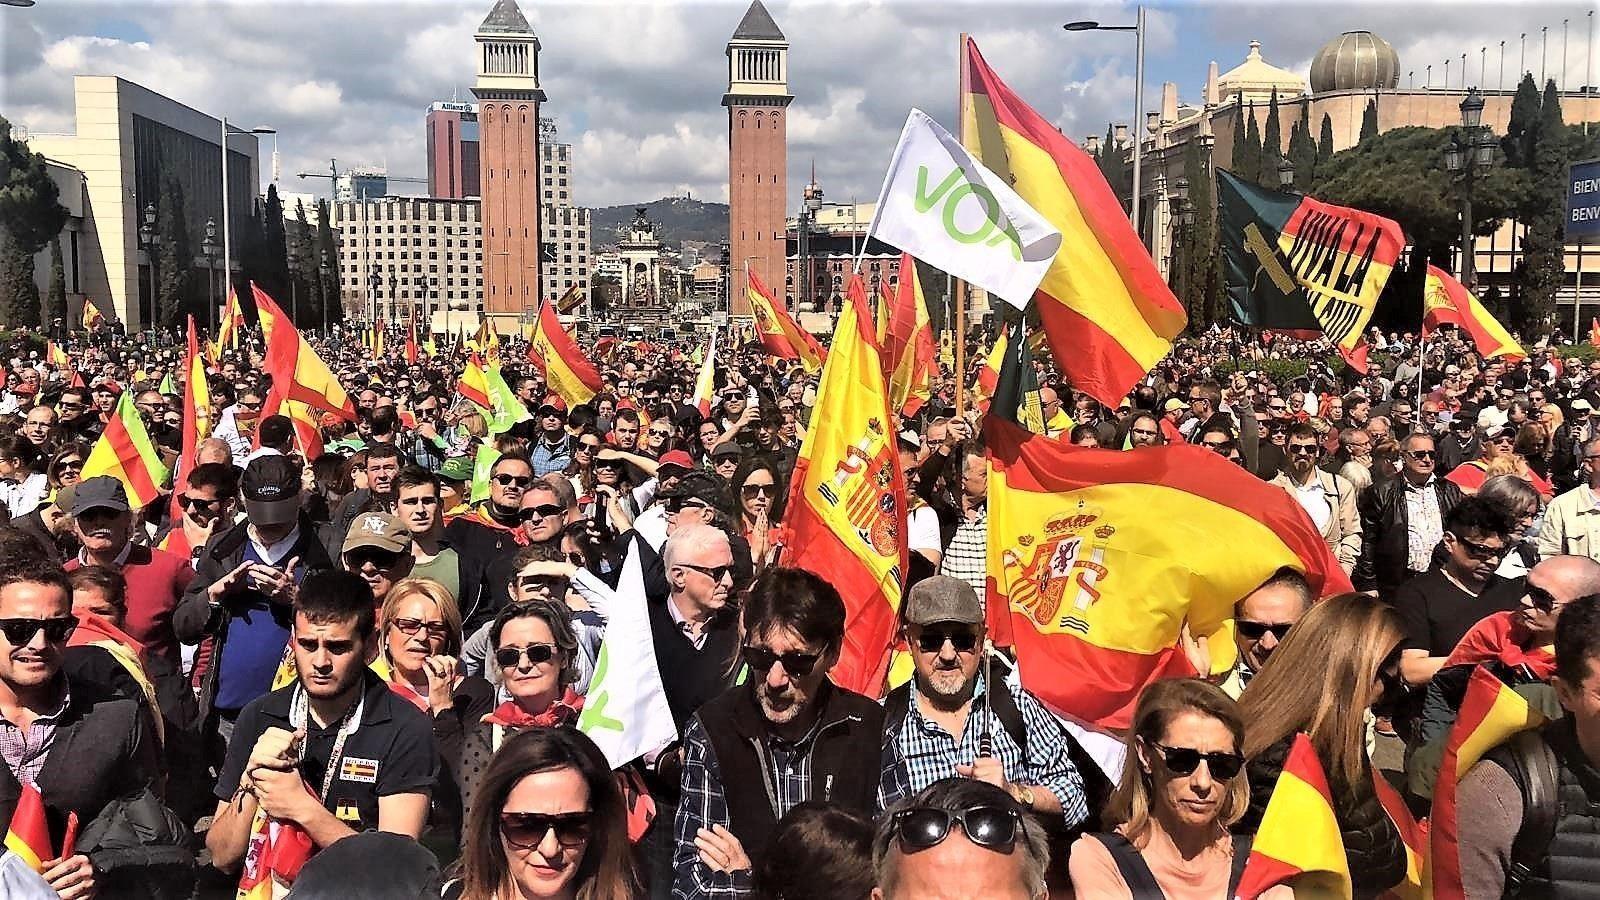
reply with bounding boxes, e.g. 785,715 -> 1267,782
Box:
939,505 -> 987,598
0,684 -> 70,787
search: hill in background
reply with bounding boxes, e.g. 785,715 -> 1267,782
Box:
590,195 -> 729,249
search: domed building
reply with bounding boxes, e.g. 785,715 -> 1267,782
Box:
1309,31 -> 1400,94
1216,40 -> 1307,106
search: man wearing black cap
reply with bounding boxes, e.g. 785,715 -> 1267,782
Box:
174,455 -> 335,753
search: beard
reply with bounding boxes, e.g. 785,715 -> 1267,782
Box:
915,665 -> 976,708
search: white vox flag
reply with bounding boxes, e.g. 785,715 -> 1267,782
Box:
867,108 -> 1062,310
576,542 -> 677,769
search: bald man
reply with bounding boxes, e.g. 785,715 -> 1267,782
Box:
1446,555 -> 1600,676
197,437 -> 234,468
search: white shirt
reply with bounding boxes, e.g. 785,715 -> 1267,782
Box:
908,504 -> 941,555
1290,476 -> 1333,533
249,523 -> 301,566
666,595 -> 708,650
0,472 -> 49,519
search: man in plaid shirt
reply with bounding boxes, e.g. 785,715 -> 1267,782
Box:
672,568 -> 909,900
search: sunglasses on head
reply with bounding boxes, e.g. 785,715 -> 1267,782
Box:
0,616 -> 78,646
499,811 -> 592,849
1148,740 -> 1244,779
495,643 -> 556,669
891,805 -> 1021,853
520,504 -> 565,522
915,627 -> 979,654
1234,620 -> 1293,641
390,617 -> 450,640
742,644 -> 821,676
493,473 -> 533,488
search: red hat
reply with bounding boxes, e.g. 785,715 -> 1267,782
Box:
657,450 -> 694,472
538,394 -> 567,414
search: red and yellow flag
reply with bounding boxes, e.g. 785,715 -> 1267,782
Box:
172,316 -> 212,522
1235,733 -> 1352,899
1427,666 -> 1548,898
1591,318 -> 1600,348
883,254 -> 936,418
4,783 -> 53,872
1372,770 -> 1425,900
1422,265 -> 1522,361
405,319 -> 419,365
747,265 -> 826,373
44,340 -> 69,369
236,805 -> 315,899
80,298 -> 106,331
779,275 -> 907,695
82,390 -> 169,509
962,37 -> 1185,407
214,288 -> 244,358
972,329 -> 1007,413
692,333 -> 718,419
458,353 -> 492,410
529,301 -> 602,407
256,284 -> 353,459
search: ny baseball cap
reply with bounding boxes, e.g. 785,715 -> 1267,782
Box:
903,575 -> 983,627
71,476 -> 129,516
342,512 -> 411,555
241,455 -> 301,526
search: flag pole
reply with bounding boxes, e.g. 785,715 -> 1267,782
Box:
954,33 -> 970,420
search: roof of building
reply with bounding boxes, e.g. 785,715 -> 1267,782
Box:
1217,40 -> 1306,101
479,0 -> 533,34
732,0 -> 785,41
1310,31 -> 1401,94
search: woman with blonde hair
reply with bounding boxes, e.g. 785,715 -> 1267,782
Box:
377,576 -> 465,714
1069,679 -> 1254,899
1234,593 -> 1409,898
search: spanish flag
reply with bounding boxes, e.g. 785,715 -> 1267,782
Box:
214,287 -> 244,357
82,390 -> 169,510
458,353 -> 492,410
1422,265 -> 1523,361
529,300 -> 602,407
971,329 -> 1007,413
883,254 -> 936,418
405,319 -> 419,365
236,806 -> 314,899
171,316 -> 212,522
984,318 -> 1351,727
44,340 -> 69,370
779,275 -> 907,695
80,298 -> 106,331
962,37 -> 1185,406
693,332 -> 718,419
747,265 -> 826,373
1427,666 -> 1548,899
1372,769 -> 1425,900
1235,733 -> 1352,899
256,284 -> 353,459
3,784 -> 52,873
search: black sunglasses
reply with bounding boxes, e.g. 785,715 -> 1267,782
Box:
518,574 -> 567,593
915,628 -> 979,654
1527,584 -> 1559,613
1288,444 -> 1319,456
891,806 -> 1021,852
1234,620 -> 1293,641
390,617 -> 450,640
666,499 -> 712,515
679,562 -> 732,583
1406,450 -> 1438,461
1148,741 -> 1244,779
1449,532 -> 1507,561
741,483 -> 776,498
0,616 -> 78,646
495,644 -> 557,669
742,645 -> 821,677
493,474 -> 534,488
347,548 -> 404,570
520,504 -> 565,522
499,811 -> 592,848
179,495 -> 220,512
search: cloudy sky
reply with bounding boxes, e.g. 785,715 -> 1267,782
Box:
3,0 -> 1594,211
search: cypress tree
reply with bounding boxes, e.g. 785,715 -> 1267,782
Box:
44,234 -> 65,330
1518,80 -> 1568,339
262,185 -> 289,301
1318,113 -> 1336,168
0,230 -> 40,328
1263,87 -> 1283,161
1241,102 -> 1264,184
316,199 -> 343,327
1289,103 -> 1318,190
1360,98 -> 1379,143
1504,73 -> 1542,168
156,173 -> 192,329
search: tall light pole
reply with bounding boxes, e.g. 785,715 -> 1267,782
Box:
138,203 -> 158,325
1444,89 -> 1496,290
201,218 -> 219,335
1065,9 -> 1146,239
251,126 -> 279,189
220,117 -> 232,313
319,250 -> 331,333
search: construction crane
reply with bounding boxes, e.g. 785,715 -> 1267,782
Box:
295,158 -> 428,199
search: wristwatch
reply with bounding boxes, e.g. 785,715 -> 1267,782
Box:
1011,784 -> 1036,808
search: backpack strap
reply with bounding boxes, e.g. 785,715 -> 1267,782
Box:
1228,833 -> 1255,896
984,667 -> 1029,757
883,682 -> 911,743
1094,833 -> 1167,899
1493,729 -> 1560,896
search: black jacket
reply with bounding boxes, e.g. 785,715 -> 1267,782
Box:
1354,476 -> 1464,597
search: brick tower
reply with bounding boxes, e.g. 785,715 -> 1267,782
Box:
472,0 -> 544,333
724,0 -> 791,316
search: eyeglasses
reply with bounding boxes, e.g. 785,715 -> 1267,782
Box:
347,548 -> 404,571
1288,444 -> 1319,456
914,627 -> 979,654
0,616 -> 78,646
576,443 -> 601,454
665,499 -> 711,516
54,459 -> 83,472
520,504 -> 565,522
647,429 -> 673,438
1449,532 -> 1507,561
492,474 -> 534,489
1527,584 -> 1559,613
1234,620 -> 1294,641
179,495 -> 220,512
741,483 -> 776,498
679,562 -> 732,583
238,400 -> 263,411
495,643 -> 557,669
1148,741 -> 1244,779
890,806 -> 1021,853
390,617 -> 450,640
1406,450 -> 1438,461
518,573 -> 567,594
742,644 -> 821,676
499,811 -> 592,849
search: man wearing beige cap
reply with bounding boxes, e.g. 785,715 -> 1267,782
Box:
341,512 -> 413,602
884,576 -> 1091,833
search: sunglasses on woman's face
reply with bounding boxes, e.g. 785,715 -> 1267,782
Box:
1148,741 -> 1244,779
741,483 -> 775,498
499,811 -> 592,848
890,806 -> 1021,853
495,643 -> 556,669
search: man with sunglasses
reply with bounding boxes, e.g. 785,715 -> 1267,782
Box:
341,513 -> 413,602
674,568 -> 909,899
885,577 -> 1089,832
872,778 -> 1049,900
1218,569 -> 1313,699
1356,434 -> 1465,598
1269,423 -> 1361,575
0,557 -> 159,900
1538,436 -> 1600,564
445,454 -> 539,636
155,462 -> 238,564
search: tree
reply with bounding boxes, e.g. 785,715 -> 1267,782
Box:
1318,113 -> 1335,168
1503,73 -> 1542,168
1518,80 -> 1569,339
260,184 -> 289,302
1262,88 -> 1283,161
0,115 -> 67,328
316,199 -> 343,327
1178,138 -> 1219,328
44,234 -> 65,330
1288,102 -> 1318,191
1240,103 -> 1264,185
155,173 -> 192,329
1360,99 -> 1379,143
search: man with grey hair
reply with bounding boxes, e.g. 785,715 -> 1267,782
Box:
1539,435 -> 1600,562
873,778 -> 1048,900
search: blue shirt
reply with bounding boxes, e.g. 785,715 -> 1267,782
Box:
214,539 -> 302,712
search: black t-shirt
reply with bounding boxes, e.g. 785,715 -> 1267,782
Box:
1393,569 -> 1521,656
215,670 -> 438,833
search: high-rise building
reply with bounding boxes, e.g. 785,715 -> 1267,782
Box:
426,101 -> 481,199
536,118 -> 589,313
333,197 -> 482,332
471,0 -> 544,334
723,0 -> 790,317
335,168 -> 389,202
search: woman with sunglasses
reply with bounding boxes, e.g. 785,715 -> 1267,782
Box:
729,455 -> 785,568
441,601 -> 585,830
1068,679 -> 1252,899
446,727 -> 638,900
1233,593 -> 1409,898
46,443 -> 88,494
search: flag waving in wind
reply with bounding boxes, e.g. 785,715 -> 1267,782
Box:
692,332 -> 718,419
4,784 -> 53,873
1422,264 -> 1524,361
883,254 -> 937,417
529,301 -> 603,406
747,266 -> 827,373
868,109 -> 1061,309
457,353 -> 492,410
80,298 -> 106,331
1235,733 -> 1352,899
172,316 -> 212,523
255,284 -> 354,458
82,390 -> 170,510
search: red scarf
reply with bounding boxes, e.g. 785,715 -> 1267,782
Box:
480,689 -> 584,728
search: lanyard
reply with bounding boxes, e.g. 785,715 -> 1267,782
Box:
289,685 -> 365,803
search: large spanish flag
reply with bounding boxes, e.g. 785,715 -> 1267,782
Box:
747,265 -> 826,373
457,352 -> 492,410
1422,265 -> 1524,361
214,287 -> 244,358
779,275 -> 907,695
255,284 -> 353,459
962,37 -> 1185,406
1235,733 -> 1352,900
984,319 -> 1350,727
3,784 -> 52,873
82,390 -> 169,510
529,301 -> 602,407
883,254 -> 936,417
1427,666 -> 1548,898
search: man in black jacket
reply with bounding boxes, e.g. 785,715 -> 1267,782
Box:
1356,433 -> 1464,598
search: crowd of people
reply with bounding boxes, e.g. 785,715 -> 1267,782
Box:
1,318 -> 1600,899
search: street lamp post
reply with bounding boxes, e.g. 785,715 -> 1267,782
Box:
1444,89 -> 1495,291
368,268 -> 381,327
319,250 -> 331,334
138,203 -> 158,327
1065,8 -> 1146,238
201,218 -> 219,335
388,273 -> 398,330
